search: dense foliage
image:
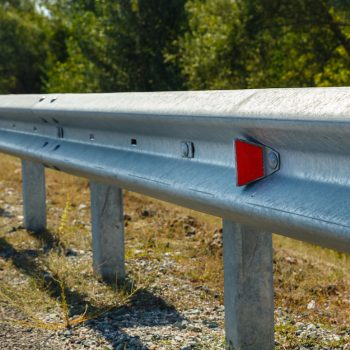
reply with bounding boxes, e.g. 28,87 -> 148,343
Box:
0,0 -> 50,93
0,0 -> 350,93
177,0 -> 350,89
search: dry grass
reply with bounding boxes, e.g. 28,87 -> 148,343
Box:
0,154 -> 349,348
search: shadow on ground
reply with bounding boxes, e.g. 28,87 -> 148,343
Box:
0,207 -> 13,218
0,230 -> 185,349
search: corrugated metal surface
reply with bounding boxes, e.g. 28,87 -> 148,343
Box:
0,88 -> 349,252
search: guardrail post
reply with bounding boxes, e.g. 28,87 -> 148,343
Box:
22,160 -> 46,232
223,220 -> 274,350
90,182 -> 125,283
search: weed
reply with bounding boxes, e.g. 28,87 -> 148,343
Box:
0,154 -> 348,348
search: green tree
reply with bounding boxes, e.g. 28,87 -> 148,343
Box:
45,4 -> 104,93
176,0 -> 350,90
240,0 -> 350,87
101,0 -> 187,91
172,0 -> 243,90
0,0 -> 50,93
46,0 -> 187,93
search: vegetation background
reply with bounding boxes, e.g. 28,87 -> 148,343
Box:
1,0 -> 350,94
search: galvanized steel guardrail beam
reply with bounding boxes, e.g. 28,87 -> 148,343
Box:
0,87 -> 349,349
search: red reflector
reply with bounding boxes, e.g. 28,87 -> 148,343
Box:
235,139 -> 264,186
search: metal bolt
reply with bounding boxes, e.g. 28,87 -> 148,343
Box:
268,152 -> 279,170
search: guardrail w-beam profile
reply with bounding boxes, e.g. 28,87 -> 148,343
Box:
0,88 -> 349,349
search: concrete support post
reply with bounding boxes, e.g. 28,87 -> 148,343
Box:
90,182 -> 125,282
222,220 -> 274,350
22,160 -> 46,232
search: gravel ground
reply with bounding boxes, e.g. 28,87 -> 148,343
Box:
0,178 -> 349,349
1,250 -> 349,349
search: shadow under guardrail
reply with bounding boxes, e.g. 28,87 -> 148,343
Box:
0,232 -> 185,349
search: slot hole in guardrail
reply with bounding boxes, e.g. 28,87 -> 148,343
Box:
52,118 -> 59,124
57,127 -> 64,139
50,98 -> 57,103
42,142 -> 49,148
39,97 -> 45,102
40,118 -> 48,123
53,145 -> 61,151
131,138 -> 137,146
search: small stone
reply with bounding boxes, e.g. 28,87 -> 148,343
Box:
207,321 -> 219,329
65,248 -> 78,257
174,320 -> 188,329
78,204 -> 87,210
285,256 -> 297,264
182,341 -> 197,349
185,229 -> 196,237
141,210 -> 150,217
307,300 -> 316,310
308,331 -> 317,339
306,323 -> 316,331
187,309 -> 201,315
188,325 -> 202,332
124,214 -> 132,221
62,330 -> 72,337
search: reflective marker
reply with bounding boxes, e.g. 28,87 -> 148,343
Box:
235,139 -> 264,186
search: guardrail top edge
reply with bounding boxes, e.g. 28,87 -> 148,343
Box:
1,87 -> 350,122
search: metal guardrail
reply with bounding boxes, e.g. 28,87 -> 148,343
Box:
0,88 -> 349,349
